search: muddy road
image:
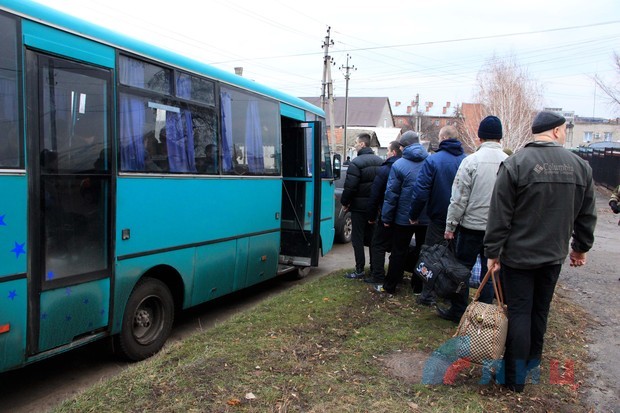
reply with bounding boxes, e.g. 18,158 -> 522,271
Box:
559,187 -> 620,413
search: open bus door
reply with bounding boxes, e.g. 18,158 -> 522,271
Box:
279,120 -> 324,276
24,26 -> 113,357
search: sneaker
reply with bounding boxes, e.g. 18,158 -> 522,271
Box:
364,275 -> 386,284
416,296 -> 436,306
436,307 -> 460,323
345,271 -> 365,279
373,284 -> 395,294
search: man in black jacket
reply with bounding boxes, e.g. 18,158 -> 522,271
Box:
365,140 -> 402,284
341,133 -> 383,279
485,111 -> 597,393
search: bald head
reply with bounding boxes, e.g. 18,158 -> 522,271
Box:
438,125 -> 459,142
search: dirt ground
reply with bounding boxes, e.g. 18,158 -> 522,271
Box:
559,186 -> 620,413
380,186 -> 620,413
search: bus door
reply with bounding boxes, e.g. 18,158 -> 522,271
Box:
280,121 -> 322,269
25,39 -> 113,355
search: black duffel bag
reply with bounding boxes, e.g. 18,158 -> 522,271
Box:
413,241 -> 470,298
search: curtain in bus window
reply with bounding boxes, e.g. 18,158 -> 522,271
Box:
0,77 -> 19,167
164,76 -> 197,173
0,77 -> 15,121
119,60 -> 146,171
245,100 -> 264,174
119,56 -> 145,89
120,95 -> 146,171
220,91 -> 233,172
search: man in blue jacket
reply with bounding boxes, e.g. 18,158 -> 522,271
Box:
375,131 -> 429,294
365,140 -> 402,284
409,125 -> 466,304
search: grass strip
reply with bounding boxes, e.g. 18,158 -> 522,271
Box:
54,270 -> 593,413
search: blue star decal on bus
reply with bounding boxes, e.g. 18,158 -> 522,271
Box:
83,298 -> 89,305
41,313 -> 48,320
65,287 -> 72,296
46,271 -> 55,280
8,290 -> 17,300
0,214 -> 6,226
10,242 -> 26,259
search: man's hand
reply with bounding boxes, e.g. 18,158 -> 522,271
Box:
610,201 -> 619,214
342,205 -> 349,212
569,250 -> 587,267
409,219 -> 418,225
444,231 -> 455,240
487,257 -> 500,273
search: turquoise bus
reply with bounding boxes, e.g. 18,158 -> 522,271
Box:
0,0 -> 339,372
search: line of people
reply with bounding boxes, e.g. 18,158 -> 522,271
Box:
339,111 -> 597,393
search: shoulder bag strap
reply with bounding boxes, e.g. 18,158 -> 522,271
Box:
473,268 -> 505,307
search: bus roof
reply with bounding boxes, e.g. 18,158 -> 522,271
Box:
1,0 -> 324,117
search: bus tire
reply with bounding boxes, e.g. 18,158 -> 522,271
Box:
116,278 -> 174,361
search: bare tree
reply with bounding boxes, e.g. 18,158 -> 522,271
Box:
594,52 -> 620,112
458,56 -> 542,152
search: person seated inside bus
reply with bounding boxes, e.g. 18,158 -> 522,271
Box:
197,143 -> 218,174
143,131 -> 163,172
153,128 -> 169,169
0,126 -> 20,168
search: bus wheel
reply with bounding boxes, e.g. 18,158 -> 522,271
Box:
116,278 -> 174,361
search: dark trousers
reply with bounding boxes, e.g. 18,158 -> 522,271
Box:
418,221 -> 446,302
448,227 -> 494,317
351,211 -> 374,273
500,263 -> 561,388
383,224 -> 427,293
369,218 -> 393,278
423,220 -> 446,246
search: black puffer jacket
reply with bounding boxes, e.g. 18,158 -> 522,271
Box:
341,147 -> 383,213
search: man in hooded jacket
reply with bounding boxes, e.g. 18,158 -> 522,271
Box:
375,131 -> 429,294
409,125 -> 466,304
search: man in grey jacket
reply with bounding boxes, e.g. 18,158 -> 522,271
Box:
437,115 -> 508,322
484,111 -> 597,393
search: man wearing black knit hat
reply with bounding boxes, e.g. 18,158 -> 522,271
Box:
437,115 -> 508,322
484,110 -> 597,393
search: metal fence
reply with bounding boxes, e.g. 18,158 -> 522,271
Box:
572,147 -> 620,189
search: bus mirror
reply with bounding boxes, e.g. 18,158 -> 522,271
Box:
333,154 -> 341,180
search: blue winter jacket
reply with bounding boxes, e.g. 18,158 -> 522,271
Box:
382,143 -> 430,226
366,154 -> 400,221
409,138 -> 466,224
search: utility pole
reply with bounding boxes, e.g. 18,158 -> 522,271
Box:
413,93 -> 420,133
340,54 -> 356,158
321,27 -> 336,155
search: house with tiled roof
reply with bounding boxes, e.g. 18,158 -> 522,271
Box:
391,99 -> 460,148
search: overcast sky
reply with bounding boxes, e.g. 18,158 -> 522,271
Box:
33,0 -> 620,119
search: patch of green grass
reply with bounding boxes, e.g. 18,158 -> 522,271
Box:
54,270 -> 593,413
